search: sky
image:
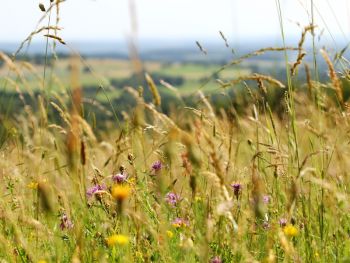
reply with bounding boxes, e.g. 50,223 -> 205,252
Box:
0,0 -> 349,45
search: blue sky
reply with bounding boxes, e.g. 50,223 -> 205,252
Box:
0,0 -> 349,44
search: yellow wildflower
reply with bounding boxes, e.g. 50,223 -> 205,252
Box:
166,230 -> 174,238
283,224 -> 298,237
195,196 -> 202,202
28,182 -> 38,190
172,218 -> 189,228
106,234 -> 129,247
37,260 -> 47,263
111,185 -> 131,201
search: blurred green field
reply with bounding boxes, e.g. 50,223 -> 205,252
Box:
0,58 -> 251,96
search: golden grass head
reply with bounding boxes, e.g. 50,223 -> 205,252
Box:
320,49 -> 343,105
39,3 -> 46,12
145,73 -> 161,106
43,34 -> 66,45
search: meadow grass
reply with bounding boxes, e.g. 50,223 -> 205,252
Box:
1,1 -> 350,262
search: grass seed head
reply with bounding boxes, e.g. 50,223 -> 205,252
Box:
145,73 -> 161,106
39,3 -> 46,12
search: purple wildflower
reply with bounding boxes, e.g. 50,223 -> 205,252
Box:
86,184 -> 106,198
60,213 -> 74,230
172,218 -> 189,228
279,218 -> 287,227
165,192 -> 181,206
263,221 -> 270,230
151,161 -> 162,172
231,183 -> 242,198
210,256 -> 222,263
112,173 -> 127,184
263,195 -> 270,204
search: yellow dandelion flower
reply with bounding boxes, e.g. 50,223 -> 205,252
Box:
283,224 -> 298,237
172,223 -> 180,228
28,182 -> 38,190
106,234 -> 129,247
111,185 -> 131,201
166,230 -> 174,238
37,260 -> 47,263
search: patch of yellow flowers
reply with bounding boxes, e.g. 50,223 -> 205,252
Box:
283,224 -> 298,237
106,234 -> 129,247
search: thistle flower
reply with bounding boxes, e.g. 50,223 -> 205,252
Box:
106,234 -> 129,247
86,184 -> 106,198
112,173 -> 127,184
165,192 -> 180,206
263,195 -> 270,204
279,218 -> 287,227
172,218 -> 189,228
263,221 -> 270,230
210,256 -> 222,263
60,213 -> 73,230
151,160 -> 162,172
231,183 -> 242,198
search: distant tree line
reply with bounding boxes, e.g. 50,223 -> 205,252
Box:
110,72 -> 184,88
0,52 -> 72,66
